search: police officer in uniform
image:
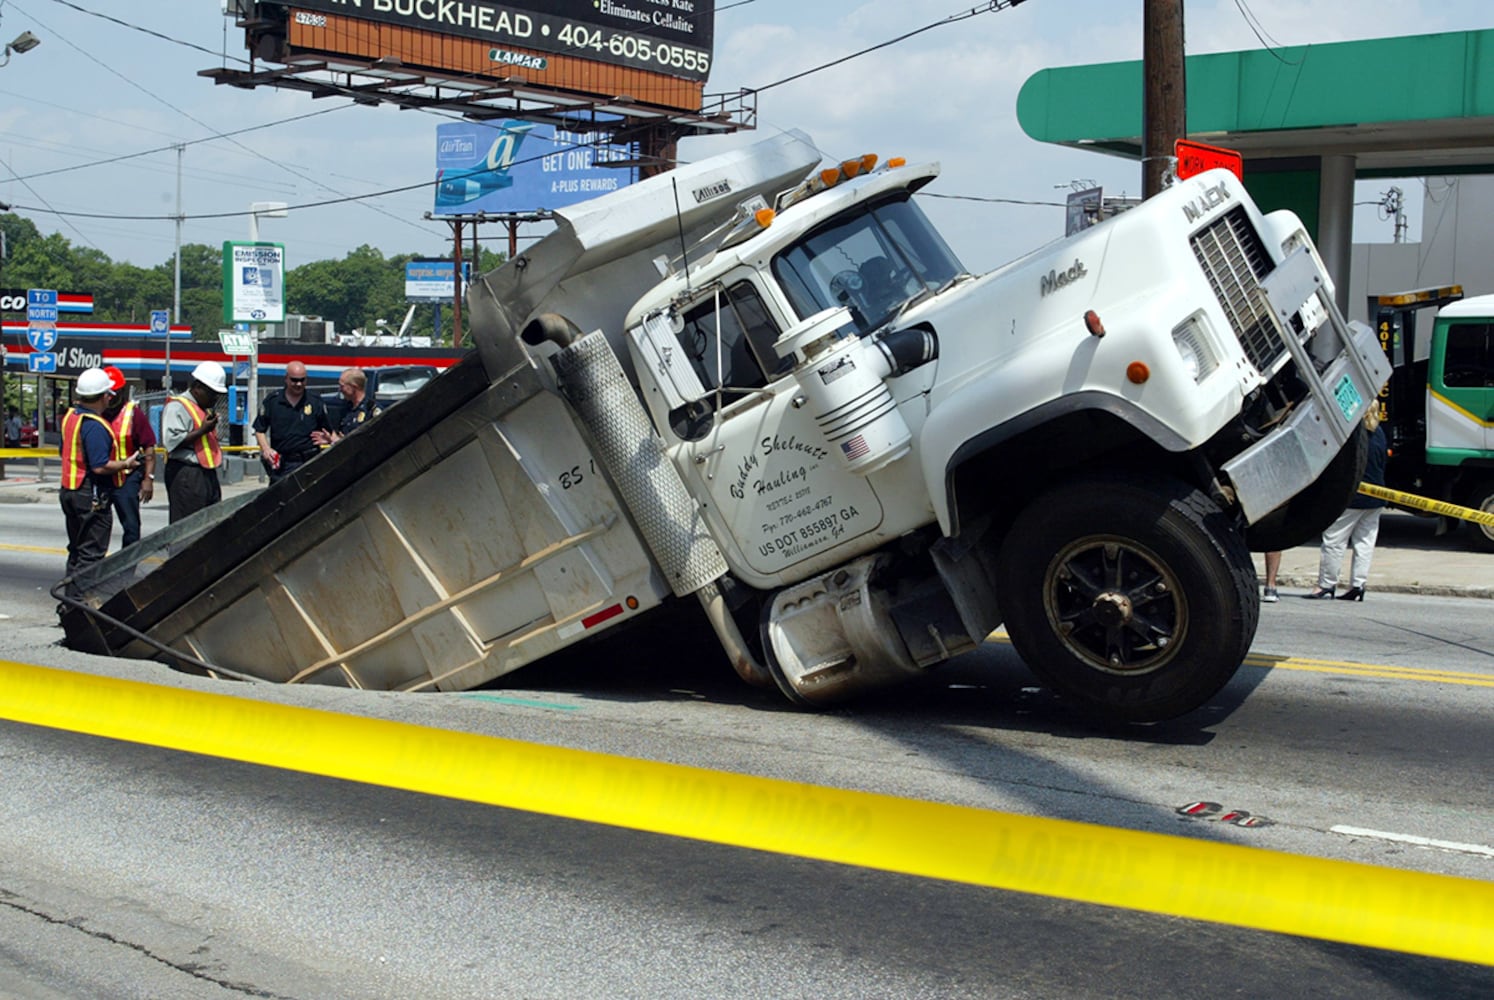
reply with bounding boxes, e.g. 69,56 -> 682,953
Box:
322,367 -> 383,444
253,359 -> 331,483
59,367 -> 141,588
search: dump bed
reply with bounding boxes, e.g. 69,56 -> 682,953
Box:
59,131 -> 824,688
64,343 -> 690,689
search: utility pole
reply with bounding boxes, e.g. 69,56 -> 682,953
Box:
1142,0 -> 1186,199
169,143 -> 183,391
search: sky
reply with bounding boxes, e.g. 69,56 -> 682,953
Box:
1,0 -> 1491,279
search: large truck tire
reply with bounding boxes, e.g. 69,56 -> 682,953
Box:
1462,478 -> 1494,553
1244,425 -> 1368,552
995,474 -> 1258,723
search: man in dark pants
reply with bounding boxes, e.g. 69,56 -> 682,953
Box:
59,367 -> 141,591
102,365 -> 157,547
162,361 -> 227,523
253,359 -> 331,484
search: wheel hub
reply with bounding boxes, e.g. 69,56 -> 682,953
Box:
1091,591 -> 1134,628
1045,537 -> 1185,676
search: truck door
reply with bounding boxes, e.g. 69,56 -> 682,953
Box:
1429,318 -> 1494,458
653,278 -> 885,587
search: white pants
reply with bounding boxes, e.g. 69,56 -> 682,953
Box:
1318,507 -> 1383,590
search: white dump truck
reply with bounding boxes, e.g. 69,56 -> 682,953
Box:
64,130 -> 1389,722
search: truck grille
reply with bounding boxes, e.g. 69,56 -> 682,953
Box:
1191,206 -> 1282,374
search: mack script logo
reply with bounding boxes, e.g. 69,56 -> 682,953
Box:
1040,258 -> 1087,297
1182,181 -> 1231,224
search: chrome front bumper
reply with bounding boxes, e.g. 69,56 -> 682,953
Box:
1221,251 -> 1392,523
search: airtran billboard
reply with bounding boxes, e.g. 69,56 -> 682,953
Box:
433,121 -> 638,216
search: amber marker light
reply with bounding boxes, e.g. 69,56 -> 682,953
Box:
1126,362 -> 1151,384
840,158 -> 863,178
625,595 -> 640,610
861,153 -> 879,172
886,157 -> 906,168
754,208 -> 776,229
820,168 -> 842,187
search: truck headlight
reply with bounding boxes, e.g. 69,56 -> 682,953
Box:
1172,318 -> 1217,383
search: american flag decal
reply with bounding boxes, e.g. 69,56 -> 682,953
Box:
841,435 -> 870,461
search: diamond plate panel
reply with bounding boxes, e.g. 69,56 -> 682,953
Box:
552,332 -> 728,596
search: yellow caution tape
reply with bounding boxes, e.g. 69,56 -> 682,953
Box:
1,659 -> 1491,967
1357,482 -> 1494,527
0,445 -> 261,460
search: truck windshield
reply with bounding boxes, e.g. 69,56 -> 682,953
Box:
772,194 -> 965,335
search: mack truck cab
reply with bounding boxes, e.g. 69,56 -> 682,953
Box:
530,131 -> 1390,721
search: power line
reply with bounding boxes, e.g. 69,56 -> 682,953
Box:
749,0 -> 1030,94
43,0 -> 249,64
923,192 -> 1068,208
1231,0 -> 1301,66
0,154 -> 100,250
2,104 -> 353,183
10,0 -> 435,237
6,1 -> 1052,230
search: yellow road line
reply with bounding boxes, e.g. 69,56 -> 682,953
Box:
1009,635 -> 1489,690
1,659 -> 1490,967
0,542 -> 64,556
1244,654 -> 1494,689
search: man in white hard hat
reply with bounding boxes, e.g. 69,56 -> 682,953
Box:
161,360 -> 227,522
59,367 -> 142,588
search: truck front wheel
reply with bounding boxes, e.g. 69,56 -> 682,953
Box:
995,475 -> 1258,722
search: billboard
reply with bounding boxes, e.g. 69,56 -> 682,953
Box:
222,242 -> 286,324
405,259 -> 473,303
433,121 -> 637,216
287,0 -> 713,82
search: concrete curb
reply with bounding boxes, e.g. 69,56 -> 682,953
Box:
1267,572 -> 1492,601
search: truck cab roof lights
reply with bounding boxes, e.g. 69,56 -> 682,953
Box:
885,157 -> 906,169
716,203 -> 778,251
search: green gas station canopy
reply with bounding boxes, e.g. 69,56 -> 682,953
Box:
1017,28 -> 1494,177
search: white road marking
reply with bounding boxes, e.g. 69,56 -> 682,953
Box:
1330,824 -> 1494,859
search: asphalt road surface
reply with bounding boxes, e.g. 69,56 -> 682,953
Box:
1,487 -> 1491,997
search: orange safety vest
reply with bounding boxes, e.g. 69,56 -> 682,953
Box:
169,394 -> 223,469
110,399 -> 141,486
60,408 -> 116,490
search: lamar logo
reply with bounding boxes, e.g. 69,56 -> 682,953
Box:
1040,259 -> 1087,297
1182,181 -> 1231,223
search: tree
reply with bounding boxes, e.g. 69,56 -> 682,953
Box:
0,213 -> 509,346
